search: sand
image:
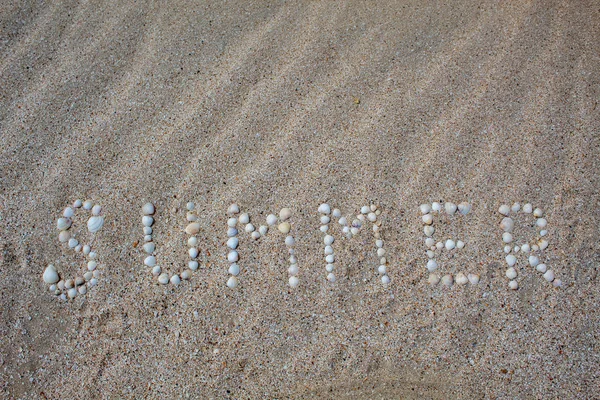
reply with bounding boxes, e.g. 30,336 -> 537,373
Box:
1,0 -> 599,398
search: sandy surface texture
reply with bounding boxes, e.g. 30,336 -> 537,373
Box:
1,0 -> 599,398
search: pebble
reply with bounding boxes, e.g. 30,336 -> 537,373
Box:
83,200 -> 93,210
92,205 -> 102,215
228,204 -> 240,214
43,265 -> 59,284
509,280 -> 518,290
142,216 -> 154,227
279,208 -> 292,221
523,203 -> 533,213
289,276 -> 299,288
318,204 -> 331,214
455,273 -> 468,285
87,216 -> 104,233
227,237 -> 239,249
142,203 -> 155,215
506,255 -> 517,267
266,214 -> 278,226
185,223 -> 200,235
170,275 -> 181,285
239,213 -> 250,224
498,205 -> 510,216
158,273 -> 169,285
227,251 -> 239,263
445,202 -> 457,215
227,276 -> 238,288
57,218 -> 71,231
458,202 -> 471,215
278,222 -> 291,234
500,217 -> 514,232
229,264 -> 240,276
506,267 -> 517,280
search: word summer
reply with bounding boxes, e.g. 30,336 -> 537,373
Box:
42,200 -> 560,301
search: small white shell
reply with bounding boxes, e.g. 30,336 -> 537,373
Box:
324,235 -> 334,245
428,274 -> 440,285
189,248 -> 199,258
506,267 -> 517,280
431,202 -> 442,212
143,242 -> 155,254
445,239 -> 455,250
424,226 -> 435,237
543,270 -> 555,282
279,208 -> 292,221
227,228 -> 238,237
142,216 -> 154,227
500,217 -> 514,232
327,273 -> 336,282
498,205 -> 510,216
142,203 -> 155,215
278,222 -> 291,234
185,223 -> 200,235
227,251 -> 239,263
43,265 -> 59,284
266,214 -> 278,226
63,207 -> 74,218
87,216 -> 104,233
455,273 -> 468,285
318,204 -> 331,214
422,214 -> 433,225
181,270 -> 191,280
57,218 -> 71,231
458,202 -> 471,215
441,275 -> 453,286
170,275 -> 181,285
285,236 -> 295,247
229,264 -> 240,276
533,208 -> 543,217
59,231 -> 70,243
502,232 -> 513,243
420,204 -> 432,214
523,203 -> 533,213
467,274 -> 480,284
227,276 -> 238,288
426,259 -> 438,272
506,254 -> 517,267
91,205 -> 101,215
144,256 -> 156,267
528,255 -> 539,267
381,275 -> 390,284
508,280 -> 518,290
536,263 -> 547,273
289,276 -> 299,288
259,225 -> 268,235
239,213 -> 250,224
288,264 -> 298,275
83,200 -> 93,210
158,273 -> 169,284
445,202 -> 457,215
227,237 -> 239,249
228,204 -> 240,215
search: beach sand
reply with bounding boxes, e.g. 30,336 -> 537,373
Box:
1,0 -> 599,398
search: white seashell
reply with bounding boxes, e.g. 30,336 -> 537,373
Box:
83,200 -> 93,210
360,206 -> 370,214
91,205 -> 101,216
83,245 -> 91,255
436,242 -> 444,250
350,227 -> 359,236
422,214 -> 433,225
59,231 -> 70,243
456,240 -> 465,249
441,275 -> 453,286
170,275 -> 181,285
529,256 -> 539,267
227,276 -> 238,288
424,226 -> 435,237
425,238 -> 435,247
504,245 -> 511,253
186,212 -> 197,222
68,288 -> 78,298
332,209 -> 341,217
458,202 -> 471,215
228,204 -> 240,215
508,280 -> 518,290
189,248 -> 198,258
189,261 -> 199,271
181,270 -> 191,280
185,223 -> 200,235
539,239 -> 549,250
320,216 -> 330,225
500,217 -> 514,232
324,246 -> 333,255
63,207 -> 74,218
420,204 -> 431,214
511,203 -> 520,212
428,274 -> 440,285
324,235 -> 334,245
57,218 -> 71,231
187,237 -> 198,247
445,240 -> 456,250
506,254 -> 517,267
68,238 -> 79,248
158,273 -> 169,284
456,273 -> 468,285
536,263 -> 547,273
259,225 -> 268,235
445,202 -> 457,215
381,275 -> 390,284
540,229 -> 548,237
229,263 -> 240,276
543,270 -> 555,282
521,243 -> 530,253
144,235 -> 152,242
278,222 -> 291,234
342,226 -> 350,234
65,279 -> 74,289
73,199 -> 83,208
378,265 -> 387,274
523,203 -> 533,213
285,236 -> 295,247
227,251 -> 239,263
87,216 -> 104,233
289,255 -> 297,263
502,232 -> 513,243
227,237 -> 239,249
74,244 -> 82,252
279,208 -> 292,221
92,270 -> 100,278
43,265 -> 59,284
144,256 -> 156,267
536,218 -> 547,228
432,202 -> 442,212
325,254 -> 335,263
318,204 -> 331,214
327,273 -> 336,283
239,213 -> 250,224
227,228 -> 238,237
84,271 -> 93,281
227,218 -> 237,227
142,216 -> 154,227
376,240 -> 383,248
319,225 -> 328,233
87,261 -> 97,271
514,246 -> 520,253
244,223 -> 255,233
143,242 -> 155,254
75,276 -> 85,286
186,202 -> 195,211
89,278 -> 98,286
57,280 -> 65,290
266,214 -> 278,226
143,226 -> 152,235
250,231 -> 260,240
142,203 -> 155,215
533,208 -> 543,217
506,267 -> 517,280
326,264 -> 334,272
498,205 -> 510,216
377,248 -> 385,257
467,274 -> 480,284
426,250 -> 435,258
152,266 -> 161,276
553,279 -> 562,287
380,257 -> 387,264
426,259 -> 438,272
289,276 -> 299,288
367,212 -> 377,222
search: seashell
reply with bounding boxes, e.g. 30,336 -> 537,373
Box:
89,278 -> 98,286
63,207 -> 74,218
506,254 -> 517,267
458,202 -> 471,215
538,239 -> 549,250
428,274 -> 440,285
59,231 -> 70,243
528,255 -> 539,267
425,238 -> 435,247
456,240 -> 465,249
189,261 -> 199,271
227,218 -> 237,227
445,202 -> 457,215
142,203 -> 155,215
533,208 -> 543,218
536,218 -> 547,228
227,276 -> 238,288
441,274 -> 453,286
170,275 -> 181,285
245,223 -> 255,233
142,216 -> 154,227
73,199 -> 83,208
87,261 -> 97,271
87,216 -> 104,233
360,206 -> 370,214
43,265 -> 59,284
68,238 -> 79,248
332,209 -> 341,217
509,280 -> 518,290
506,267 -> 517,280
239,213 -> 250,224
185,223 -> 200,235
326,264 -> 334,272
540,229 -> 548,237
426,259 -> 438,272
266,214 -> 278,226
502,232 -> 513,243
152,266 -> 161,276
143,226 -> 152,235
320,216 -> 330,224
57,280 -> 65,290
228,204 -> 240,215
543,270 -> 555,282
65,279 -> 74,289
553,279 -> 562,287
189,248 -> 199,258
431,202 -> 442,212
279,208 -> 292,221
367,212 -> 377,222
83,245 -> 91,255
186,202 -> 195,211
278,222 -> 291,234
158,273 -> 169,284
378,265 -> 387,274
57,218 -> 71,231
498,205 -> 510,216
422,214 -> 433,225
445,240 -> 455,250
83,200 -> 93,210
376,240 -> 384,248
500,217 -> 514,232
377,248 -> 385,257
186,212 -> 197,222
227,251 -> 239,263
455,273 -> 468,285
187,237 -> 198,247
75,276 -> 85,286
144,235 -> 152,242
227,237 -> 239,249
536,263 -> 547,273
424,226 -> 435,237
318,204 -> 331,214
91,205 -> 101,216
511,203 -> 520,212
327,273 -> 336,283
84,271 -> 93,281
181,270 -> 191,280
324,235 -> 334,245
259,225 -> 268,235
229,264 -> 240,276
289,276 -> 299,287
523,203 -> 533,213
467,274 -> 480,284
144,256 -> 156,267
68,288 -> 78,298
419,204 -> 431,214
325,254 -> 335,263
381,275 -> 390,284
285,236 -> 295,247
521,243 -> 530,253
